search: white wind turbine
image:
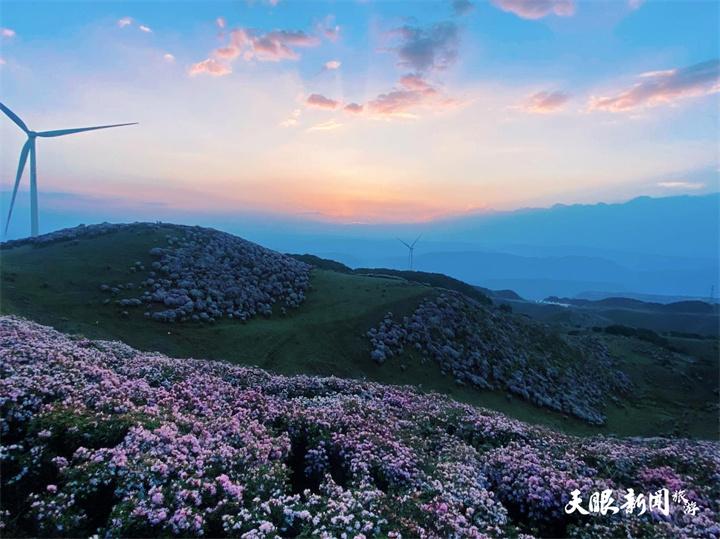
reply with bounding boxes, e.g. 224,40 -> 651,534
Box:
1,102 -> 138,237
397,234 -> 422,271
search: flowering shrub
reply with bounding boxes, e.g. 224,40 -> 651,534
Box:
1,316 -> 718,537
2,222 -> 312,324
136,226 -> 310,323
367,293 -> 631,425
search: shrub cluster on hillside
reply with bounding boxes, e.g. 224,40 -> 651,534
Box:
1,222 -> 312,324
367,293 -> 631,425
2,316 -> 718,538
0,222 -> 154,249
130,227 -> 311,323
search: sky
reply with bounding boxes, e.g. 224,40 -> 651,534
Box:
1,0 -> 719,239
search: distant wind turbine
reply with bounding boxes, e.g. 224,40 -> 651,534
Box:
1,102 -> 137,237
397,234 -> 422,271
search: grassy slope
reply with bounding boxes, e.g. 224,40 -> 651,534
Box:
502,298 -> 719,336
1,224 -> 717,439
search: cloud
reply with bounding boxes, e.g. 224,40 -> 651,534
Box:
385,21 -> 459,72
280,109 -> 302,127
368,74 -> 457,117
324,26 -> 340,41
189,58 -> 232,76
318,60 -> 341,74
306,93 -> 340,110
1,27 -> 16,37
209,27 -> 321,63
216,17 -> 226,30
491,0 -> 576,20
657,181 -> 705,189
518,91 -> 570,113
628,0 -> 643,9
118,17 -> 151,33
0,58 -> 5,66
589,60 -> 720,112
308,119 -> 342,132
398,73 -> 436,92
164,53 -> 175,62
451,0 -> 476,17
344,103 -> 364,114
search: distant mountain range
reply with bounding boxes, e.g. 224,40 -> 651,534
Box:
307,194 -> 720,300
377,250 -> 717,300
2,192 -> 718,300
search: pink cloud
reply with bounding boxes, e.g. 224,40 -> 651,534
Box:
306,93 -> 340,110
139,25 -> 152,33
1,27 -> 16,37
164,53 -> 175,62
368,74 -> 456,117
215,45 -> 241,59
344,103 -> 364,114
491,0 -> 576,20
216,17 -> 226,29
318,60 -> 341,74
189,58 -> 232,77
590,60 -> 720,112
518,90 -> 570,113
398,73 -> 437,93
385,22 -> 459,72
211,27 -> 320,63
117,18 -> 132,28
324,26 -> 340,41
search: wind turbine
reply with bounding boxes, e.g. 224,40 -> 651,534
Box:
397,234 -> 422,271
1,102 -> 137,237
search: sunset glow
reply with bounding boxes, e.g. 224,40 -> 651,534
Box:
1,0 -> 718,235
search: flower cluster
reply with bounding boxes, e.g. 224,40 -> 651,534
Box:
367,293 -> 631,425
1,222 -> 312,324
131,226 -> 310,323
1,316 -> 718,538
0,221 -> 146,248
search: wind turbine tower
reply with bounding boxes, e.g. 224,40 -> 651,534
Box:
398,234 -> 422,271
1,102 -> 137,237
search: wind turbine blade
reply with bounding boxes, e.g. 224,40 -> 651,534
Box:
0,102 -> 30,133
36,122 -> 138,137
5,139 -> 31,235
411,233 -> 423,248
397,238 -> 411,248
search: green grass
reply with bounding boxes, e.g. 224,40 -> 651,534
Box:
1,224 -> 717,439
601,335 -> 719,440
0,226 -> 432,376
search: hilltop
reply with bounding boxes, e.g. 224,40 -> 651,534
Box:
1,223 -> 718,438
2,316 -> 719,538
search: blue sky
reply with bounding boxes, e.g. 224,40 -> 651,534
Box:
1,0 -> 718,239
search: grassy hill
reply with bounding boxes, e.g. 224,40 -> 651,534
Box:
494,294 -> 719,336
1,223 -> 717,439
